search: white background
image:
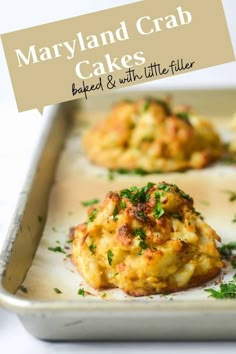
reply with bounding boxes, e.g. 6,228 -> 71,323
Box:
0,1 -> 236,353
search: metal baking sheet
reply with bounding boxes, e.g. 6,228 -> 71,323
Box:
0,90 -> 236,341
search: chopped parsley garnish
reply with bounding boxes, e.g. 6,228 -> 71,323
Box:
153,192 -> 165,219
53,288 -> 62,294
137,211 -> 148,221
223,190 -> 236,202
219,242 -> 236,269
116,168 -> 149,176
19,285 -> 28,293
171,184 -> 191,201
107,250 -> 114,266
158,184 -> 171,192
219,242 -> 236,258
116,168 -> 130,175
143,101 -> 151,112
78,288 -> 85,296
133,168 -> 149,176
119,201 -> 126,209
52,227 -> 57,232
48,246 -> 66,254
232,215 -> 236,223
87,209 -> 98,223
133,228 -> 146,240
81,198 -> 100,207
89,243 -> 96,255
139,240 -> 148,250
176,112 -> 190,121
133,228 -> 148,250
113,205 -> 119,221
120,182 -> 154,205
205,275 -> 236,299
153,203 -> 165,219
221,156 -> 236,165
66,239 -> 73,244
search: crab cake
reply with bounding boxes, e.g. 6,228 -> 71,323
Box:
82,98 -> 222,172
71,182 -> 223,296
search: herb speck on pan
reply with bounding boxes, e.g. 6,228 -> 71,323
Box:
48,246 -> 66,254
53,288 -> 62,294
19,285 -> 28,293
81,198 -> 100,207
205,274 -> 236,299
223,190 -> 236,202
38,215 -> 43,223
78,288 -> 85,296
219,241 -> 236,269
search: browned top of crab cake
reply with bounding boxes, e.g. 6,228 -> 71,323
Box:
82,98 -> 222,172
72,182 -> 223,296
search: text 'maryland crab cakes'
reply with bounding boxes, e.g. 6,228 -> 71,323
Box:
71,182 -> 223,296
82,98 -> 222,172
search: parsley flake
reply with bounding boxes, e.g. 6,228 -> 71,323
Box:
113,205 -> 119,221
120,182 -> 154,205
107,250 -> 114,266
153,192 -> 164,219
89,243 -> 96,255
223,190 -> 236,202
205,275 -> 236,299
53,288 -> 62,294
133,228 -> 146,240
78,288 -> 85,296
219,242 -> 236,258
87,209 -> 98,223
158,184 -> 171,192
48,246 -> 66,254
119,201 -> 126,209
38,216 -> 43,223
176,112 -> 190,121
143,101 -> 151,112
139,240 -> 148,250
133,228 -> 148,251
81,199 -> 100,207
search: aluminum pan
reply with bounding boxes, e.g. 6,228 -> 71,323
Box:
0,90 -> 236,340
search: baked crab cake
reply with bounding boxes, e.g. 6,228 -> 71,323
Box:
71,182 -> 223,296
82,98 -> 222,172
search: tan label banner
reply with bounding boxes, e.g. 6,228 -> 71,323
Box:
1,0 -> 235,114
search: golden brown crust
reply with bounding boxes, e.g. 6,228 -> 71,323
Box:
82,99 -> 222,172
71,182 -> 224,296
